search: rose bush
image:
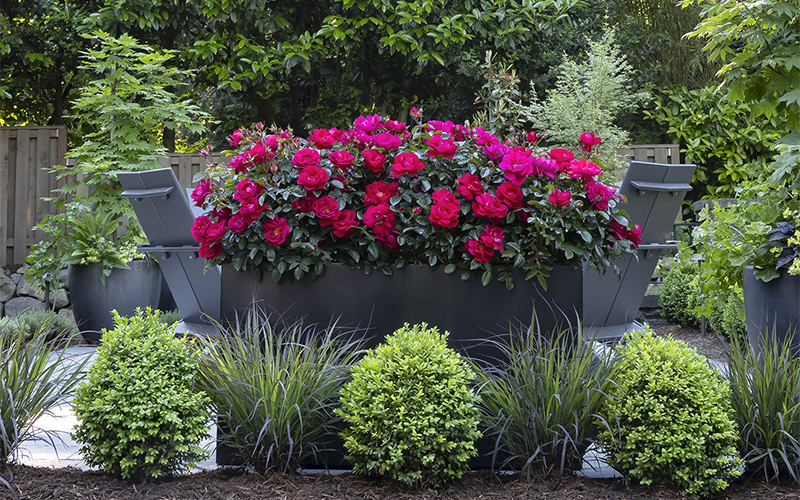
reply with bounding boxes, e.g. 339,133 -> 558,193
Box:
192,114 -> 640,289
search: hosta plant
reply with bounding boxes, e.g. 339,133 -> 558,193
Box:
194,310 -> 363,472
337,323 -> 481,488
192,112 -> 641,289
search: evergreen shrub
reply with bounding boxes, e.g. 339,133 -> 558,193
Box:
337,323 -> 481,488
597,329 -> 742,497
0,310 -> 75,343
660,254 -> 700,327
72,308 -> 210,481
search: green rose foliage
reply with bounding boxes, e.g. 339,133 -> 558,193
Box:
72,308 -> 210,482
597,329 -> 742,497
337,323 -> 481,488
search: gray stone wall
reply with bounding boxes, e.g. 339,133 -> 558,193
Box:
0,266 -> 75,325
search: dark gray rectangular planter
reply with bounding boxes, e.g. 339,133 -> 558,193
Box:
220,263 -> 583,360
743,266 -> 800,358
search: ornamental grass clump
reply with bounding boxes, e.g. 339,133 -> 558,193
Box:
192,112 -> 640,290
337,323 -> 481,488
194,310 -> 363,472
727,335 -> 800,484
478,322 -> 612,477
597,328 -> 742,497
0,326 -> 85,473
72,308 -> 210,482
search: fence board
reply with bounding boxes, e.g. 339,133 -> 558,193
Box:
0,129 -> 8,267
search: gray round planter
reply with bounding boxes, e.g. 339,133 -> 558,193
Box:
68,260 -> 163,342
743,265 -> 800,359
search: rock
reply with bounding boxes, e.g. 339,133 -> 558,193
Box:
0,273 -> 16,302
57,268 -> 70,289
4,297 -> 47,317
16,276 -> 45,300
58,308 -> 76,326
10,273 -> 21,285
0,302 -> 3,317
49,289 -> 70,309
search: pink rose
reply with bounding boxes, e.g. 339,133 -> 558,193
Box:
328,150 -> 355,171
548,189 -> 573,209
425,135 -> 458,159
292,148 -> 321,169
465,239 -> 495,263
229,153 -> 249,173
452,124 -> 469,141
580,132 -> 602,153
480,225 -> 505,251
497,182 -> 523,210
472,192 -> 509,221
238,198 -> 266,217
198,241 -> 223,258
312,196 -> 340,226
362,149 -> 386,173
456,173 -> 484,201
247,143 -> 268,165
499,148 -> 534,185
297,166 -> 329,191
526,131 -> 538,143
354,114 -> 383,133
628,224 -> 643,248
410,107 -> 422,118
191,215 -> 212,243
263,217 -> 290,246
483,143 -> 510,162
364,181 -> 399,206
191,179 -> 213,207
531,156 -> 558,180
291,194 -> 318,212
609,220 -> 628,241
205,220 -> 227,242
332,209 -> 360,238
364,203 -> 395,229
227,213 -> 250,233
228,129 -> 244,146
585,181 -> 616,210
372,132 -> 403,150
263,134 -> 279,152
428,189 -> 460,228
549,148 -> 575,172
390,152 -> 425,178
212,207 -> 231,222
567,159 -> 602,183
473,127 -> 499,146
383,120 -> 407,133
374,224 -> 400,249
309,129 -> 336,149
234,178 -> 265,202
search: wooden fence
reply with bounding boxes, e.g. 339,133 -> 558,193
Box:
1,125 -> 681,267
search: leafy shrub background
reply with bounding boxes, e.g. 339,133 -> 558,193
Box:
194,312 -> 362,472
337,323 -> 481,488
0,310 -> 75,343
72,308 -> 210,481
659,251 -> 701,328
478,325 -> 612,476
597,329 -> 742,497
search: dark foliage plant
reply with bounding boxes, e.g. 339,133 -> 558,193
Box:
597,329 -> 742,497
337,323 -> 481,488
727,335 -> 800,485
72,308 -> 210,482
477,321 -> 612,477
194,311 -> 363,472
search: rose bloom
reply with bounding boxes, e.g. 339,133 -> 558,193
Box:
465,238 -> 495,263
228,129 -> 244,146
247,143 -> 268,165
234,178 -> 265,202
312,196 -> 340,226
291,148 -> 321,169
332,209 -> 360,238
549,148 -> 575,171
567,159 -> 602,183
425,134 -> 458,159
580,132 -> 602,153
191,215 -> 212,243
428,189 -> 460,228
425,120 -> 455,135
628,224 -> 643,248
309,128 -> 336,149
472,192 -> 509,221
497,181 -> 523,210
297,166 -> 330,191
263,217 -> 291,246
472,127 -> 499,146
238,198 -> 266,217
263,134 -> 279,152
191,179 -> 213,207
526,131 -> 538,143
354,114 -> 383,133
383,120 -> 407,133
374,224 -> 400,249
391,152 -> 425,177
410,106 -> 422,118
291,193 -> 318,212
531,156 -> 558,180
483,143 -> 510,162
205,220 -> 227,242
548,189 -> 573,209
364,180 -> 399,206
227,213 -> 250,233
372,132 -> 402,150
585,181 -> 616,210
456,173 -> 484,201
328,150 -> 355,171
228,153 -> 249,173
609,220 -> 629,241
363,203 -> 395,228
212,206 -> 231,222
362,149 -> 386,173
452,124 -> 469,141
480,225 -> 505,251
199,240 -> 222,258
499,148 -> 534,185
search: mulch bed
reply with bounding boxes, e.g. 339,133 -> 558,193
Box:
3,465 -> 799,500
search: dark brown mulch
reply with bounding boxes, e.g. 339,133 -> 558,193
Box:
3,465 -> 799,500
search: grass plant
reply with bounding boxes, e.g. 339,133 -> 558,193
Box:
477,320 -> 612,477
727,335 -> 800,484
194,309 -> 363,472
0,324 -> 86,484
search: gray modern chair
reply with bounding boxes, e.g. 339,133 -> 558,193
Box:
119,168 -> 221,334
582,161 -> 696,340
